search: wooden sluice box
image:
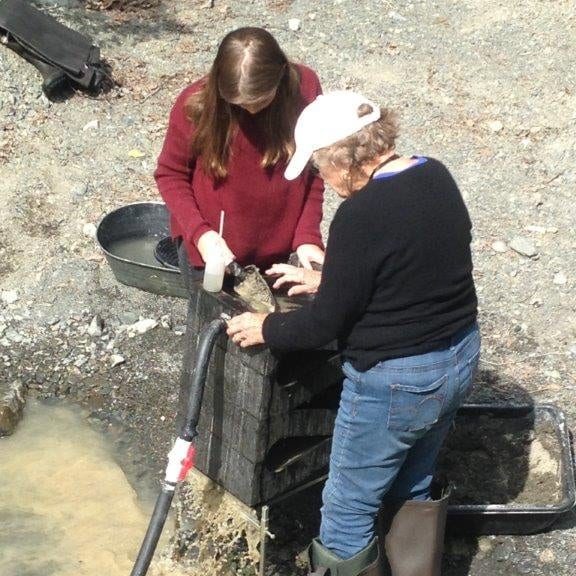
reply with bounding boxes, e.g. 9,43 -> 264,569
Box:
180,281 -> 343,507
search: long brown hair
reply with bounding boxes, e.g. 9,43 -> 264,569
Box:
186,27 -> 303,179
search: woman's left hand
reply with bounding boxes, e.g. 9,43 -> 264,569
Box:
226,312 -> 269,347
296,244 -> 325,270
266,263 -> 321,296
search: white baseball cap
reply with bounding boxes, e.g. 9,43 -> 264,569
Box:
284,91 -> 381,180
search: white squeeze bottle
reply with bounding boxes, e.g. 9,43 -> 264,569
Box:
203,252 -> 225,292
203,209 -> 226,292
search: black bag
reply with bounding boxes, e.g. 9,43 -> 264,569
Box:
0,0 -> 106,99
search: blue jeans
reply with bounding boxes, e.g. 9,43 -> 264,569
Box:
320,323 -> 481,559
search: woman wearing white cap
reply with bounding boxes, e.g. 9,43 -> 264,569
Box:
227,91 -> 480,576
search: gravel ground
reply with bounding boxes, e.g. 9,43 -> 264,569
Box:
1,1 -> 575,574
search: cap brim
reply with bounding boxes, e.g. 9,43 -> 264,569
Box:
284,147 -> 313,181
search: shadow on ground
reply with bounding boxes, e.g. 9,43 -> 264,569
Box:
261,370 -> 574,576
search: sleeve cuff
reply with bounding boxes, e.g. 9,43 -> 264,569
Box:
292,234 -> 325,252
262,312 -> 283,349
190,222 -> 214,247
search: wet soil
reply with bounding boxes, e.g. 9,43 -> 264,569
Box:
437,410 -> 564,506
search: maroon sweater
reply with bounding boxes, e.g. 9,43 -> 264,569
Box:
154,64 -> 324,269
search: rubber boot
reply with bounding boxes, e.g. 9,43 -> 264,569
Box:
378,486 -> 451,576
307,537 -> 383,576
3,36 -> 68,99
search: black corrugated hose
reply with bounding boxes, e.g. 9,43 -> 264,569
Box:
130,316 -> 228,576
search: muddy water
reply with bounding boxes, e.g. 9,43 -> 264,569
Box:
0,401 -> 181,576
108,236 -> 165,268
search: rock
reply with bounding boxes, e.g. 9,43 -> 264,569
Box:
82,222 -> 97,239
110,354 -> 126,368
82,119 -> 99,131
0,380 -> 27,437
491,240 -> 508,253
87,315 -> 104,337
128,149 -> 146,158
74,354 -> 88,368
5,328 -> 23,343
553,272 -> 567,285
127,318 -> 158,335
488,120 -> 504,133
288,18 -> 301,31
1,290 -> 19,304
494,539 -> 515,562
388,10 -> 407,21
70,181 -> 90,203
509,237 -> 538,258
539,549 -> 555,563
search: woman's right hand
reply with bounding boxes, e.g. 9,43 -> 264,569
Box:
266,263 -> 321,296
197,230 -> 235,265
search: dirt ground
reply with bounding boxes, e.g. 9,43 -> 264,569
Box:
1,1 -> 575,575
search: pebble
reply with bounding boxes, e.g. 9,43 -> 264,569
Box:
494,540 -> 515,562
388,10 -> 407,21
82,119 -> 99,131
110,354 -> 126,368
477,537 -> 494,554
0,380 -> 27,437
87,315 -> 104,337
491,240 -> 508,253
539,549 -> 555,563
127,318 -> 158,335
70,181 -> 89,201
5,328 -> 23,343
288,18 -> 301,31
74,354 -> 88,368
82,223 -> 97,239
524,225 -> 547,234
488,120 -> 504,133
1,290 -> 19,304
509,237 -> 538,258
553,272 -> 567,285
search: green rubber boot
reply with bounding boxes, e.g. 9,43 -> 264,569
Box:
307,537 -> 383,576
378,485 -> 451,576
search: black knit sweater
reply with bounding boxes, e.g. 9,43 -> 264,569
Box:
262,158 -> 478,371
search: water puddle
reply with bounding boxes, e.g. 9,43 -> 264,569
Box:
0,401 -> 179,576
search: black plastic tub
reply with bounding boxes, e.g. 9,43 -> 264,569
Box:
96,202 -> 188,299
441,404 -> 576,535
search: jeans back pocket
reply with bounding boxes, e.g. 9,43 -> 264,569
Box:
388,374 -> 448,432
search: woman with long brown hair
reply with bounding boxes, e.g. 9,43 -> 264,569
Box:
155,27 -> 325,282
